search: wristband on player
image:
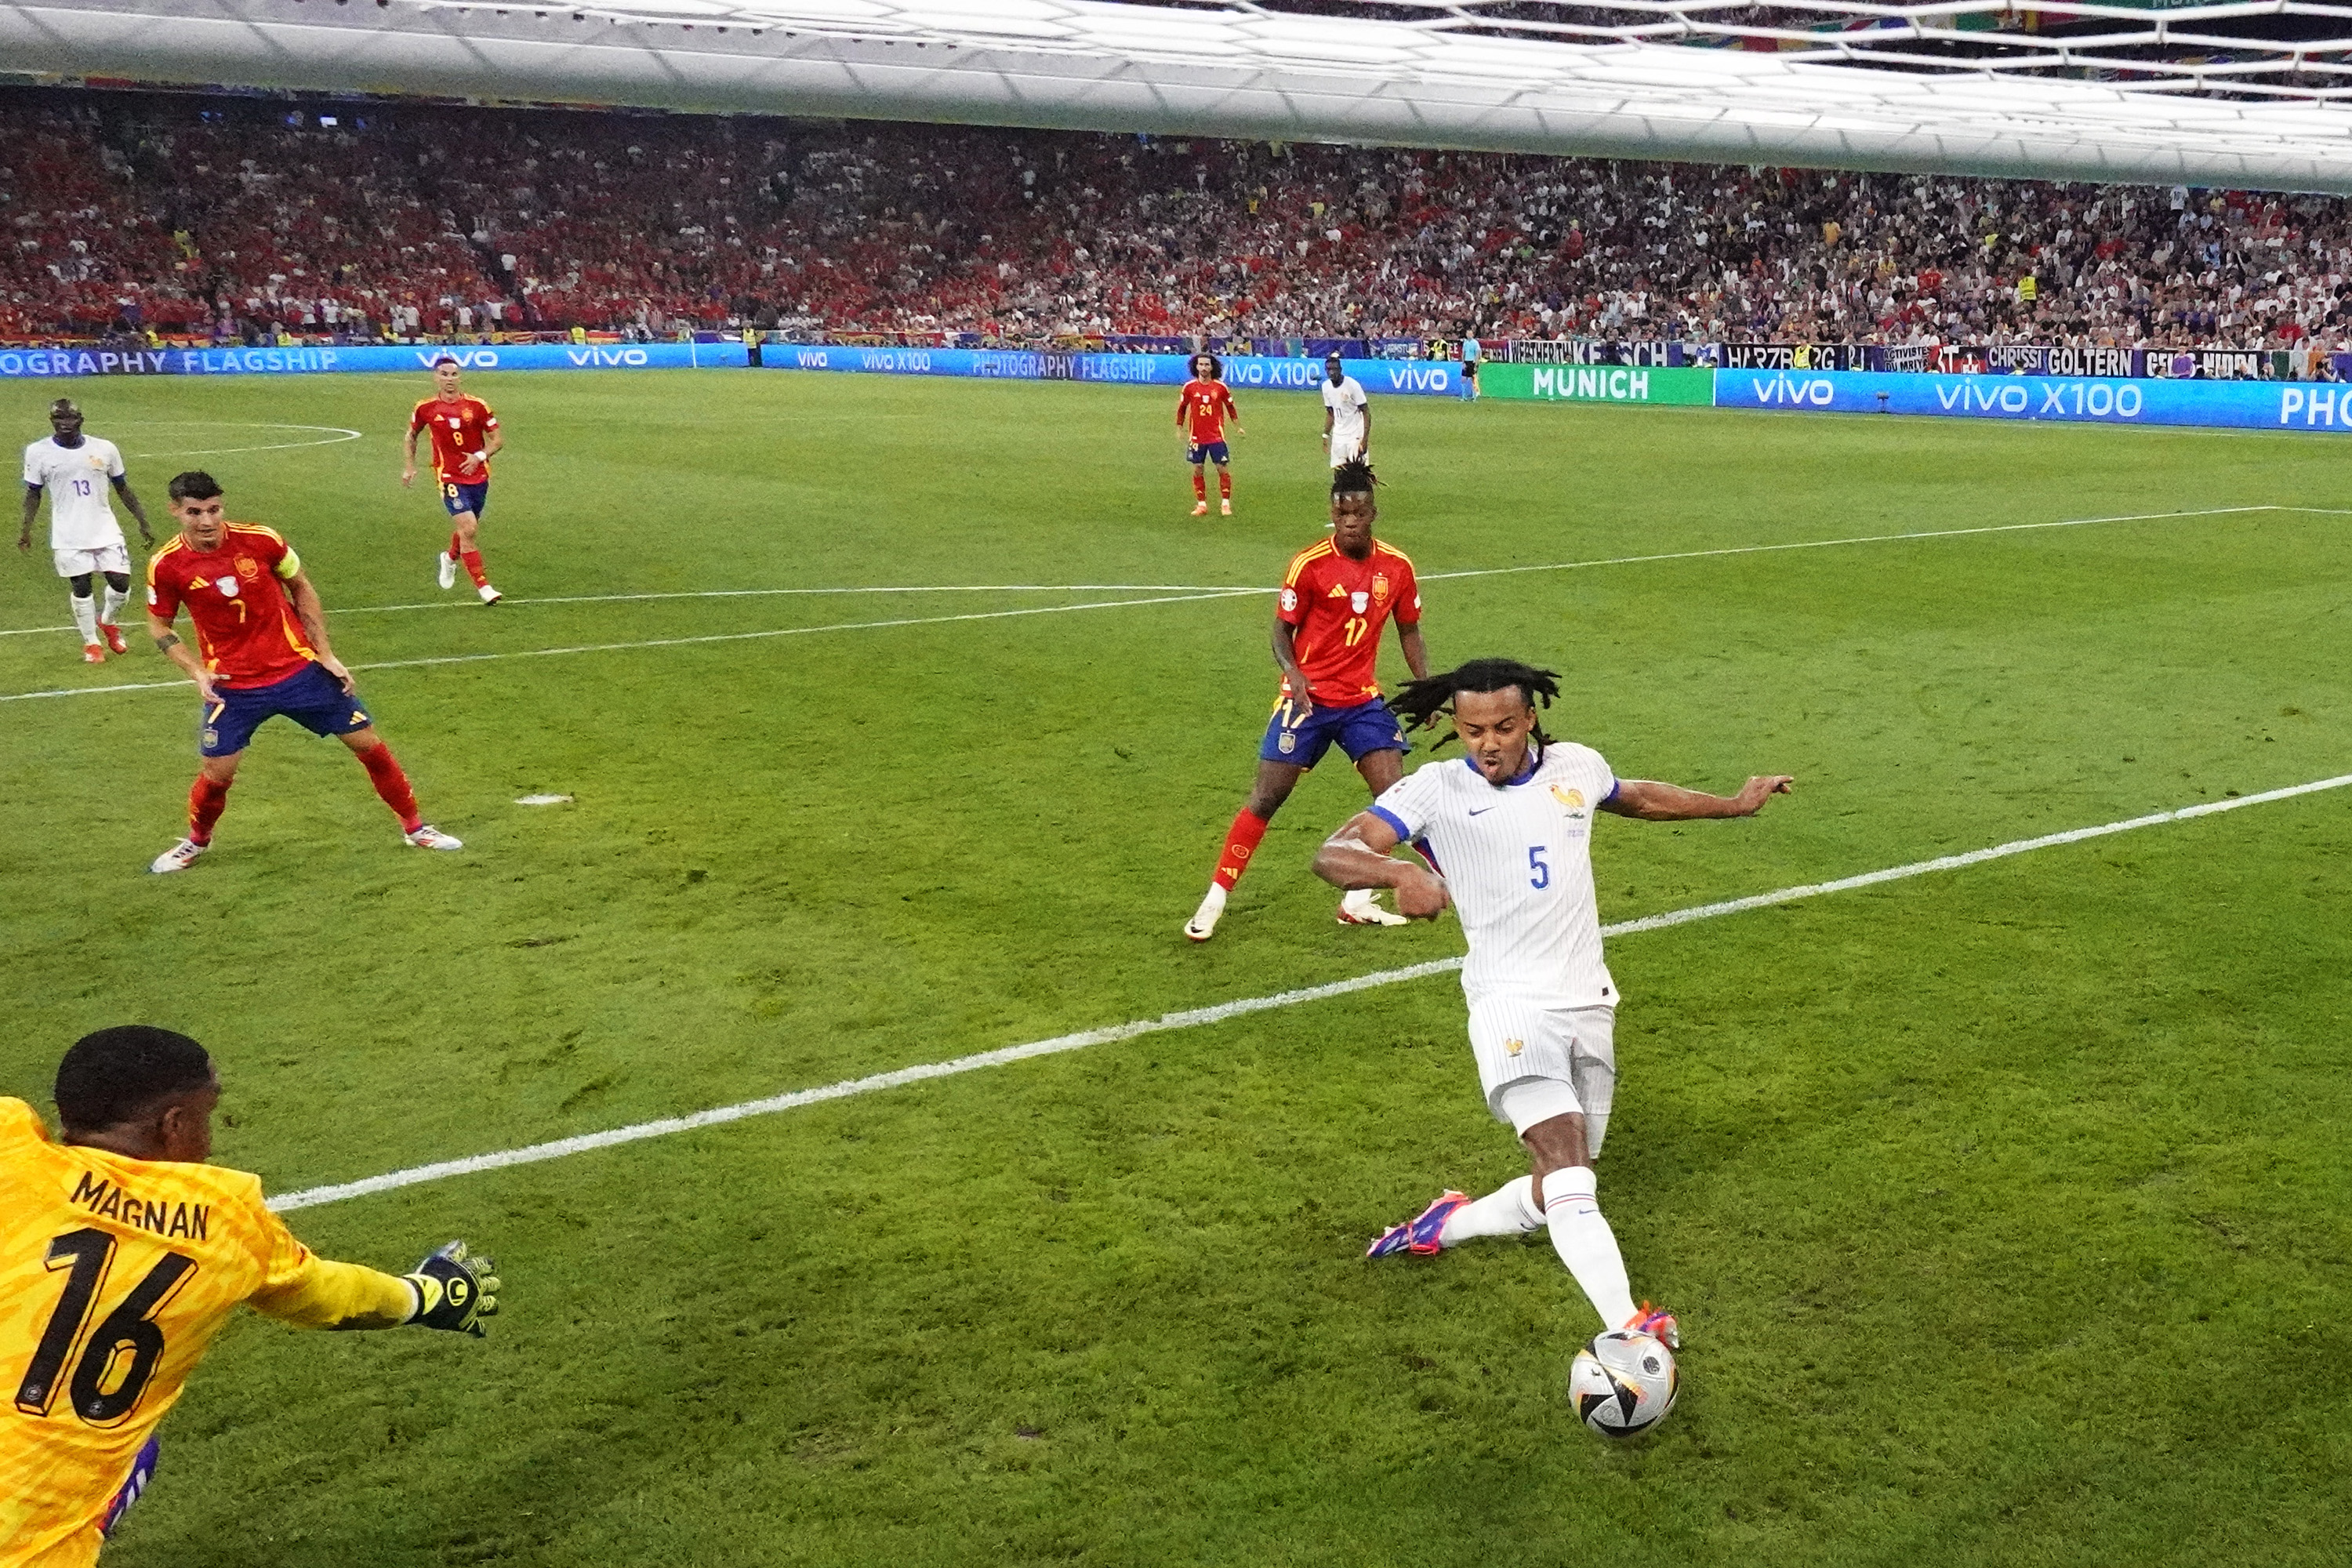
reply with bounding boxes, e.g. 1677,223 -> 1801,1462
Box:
402,1239 -> 501,1336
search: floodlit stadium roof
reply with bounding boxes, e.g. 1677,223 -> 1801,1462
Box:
7,0 -> 2352,191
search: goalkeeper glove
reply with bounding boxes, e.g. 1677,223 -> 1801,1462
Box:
403,1240 -> 501,1337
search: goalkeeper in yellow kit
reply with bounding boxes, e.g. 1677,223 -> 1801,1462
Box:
1,1026 -> 503,1566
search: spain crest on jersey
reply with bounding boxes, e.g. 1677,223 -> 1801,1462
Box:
1372,572 -> 1391,602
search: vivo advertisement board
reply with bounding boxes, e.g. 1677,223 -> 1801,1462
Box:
772,346 -> 1462,396
0,342 -> 749,378
1714,368 -> 2352,433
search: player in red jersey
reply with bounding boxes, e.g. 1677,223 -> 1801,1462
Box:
1185,458 -> 1430,941
401,356 -> 503,604
143,470 -> 463,873
1177,354 -> 1244,516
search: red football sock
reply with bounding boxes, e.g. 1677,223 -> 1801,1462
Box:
187,775 -> 232,844
1218,470 -> 1232,499
1192,470 -> 1207,502
459,548 -> 488,588
355,743 -> 423,832
448,529 -> 463,559
1212,808 -> 1270,891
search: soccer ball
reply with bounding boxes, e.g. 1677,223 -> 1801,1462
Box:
1568,1329 -> 1678,1438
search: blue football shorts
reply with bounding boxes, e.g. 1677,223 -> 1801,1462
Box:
1259,695 -> 1410,770
1187,441 -> 1231,466
201,662 -> 374,757
441,479 -> 489,517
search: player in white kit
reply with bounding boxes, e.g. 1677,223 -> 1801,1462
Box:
1312,658 -> 1791,1348
18,399 -> 154,663
1319,353 -> 1370,470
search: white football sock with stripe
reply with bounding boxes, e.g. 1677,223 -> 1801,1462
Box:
1437,1174 -> 1544,1246
1541,1166 -> 1636,1330
100,584 -> 127,626
68,593 -> 98,644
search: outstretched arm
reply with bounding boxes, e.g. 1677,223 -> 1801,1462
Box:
1313,809 -> 1449,919
1599,775 -> 1794,821
250,1240 -> 500,1336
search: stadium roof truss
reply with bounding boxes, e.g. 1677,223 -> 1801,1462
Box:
7,0 -> 2352,191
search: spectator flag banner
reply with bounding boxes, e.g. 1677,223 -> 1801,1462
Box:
1483,363 -> 1715,405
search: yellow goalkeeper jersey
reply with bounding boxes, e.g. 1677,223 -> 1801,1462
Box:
0,1098 -> 416,1568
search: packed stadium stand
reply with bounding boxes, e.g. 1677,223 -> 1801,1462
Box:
6,85 -> 2350,353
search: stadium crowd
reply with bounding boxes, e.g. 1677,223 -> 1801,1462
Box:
5,86 -> 2352,353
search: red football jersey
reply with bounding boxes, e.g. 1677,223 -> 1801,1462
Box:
1276,538 -> 1421,706
1177,379 -> 1236,443
147,524 -> 317,689
408,394 -> 498,484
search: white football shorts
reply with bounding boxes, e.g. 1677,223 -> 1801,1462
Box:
53,544 -> 130,579
1327,431 -> 1364,468
1467,995 -> 1617,1149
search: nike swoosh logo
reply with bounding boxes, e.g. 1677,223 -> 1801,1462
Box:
1467,806 -> 1498,816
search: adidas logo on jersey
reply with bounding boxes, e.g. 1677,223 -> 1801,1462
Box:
1327,583 -> 1349,597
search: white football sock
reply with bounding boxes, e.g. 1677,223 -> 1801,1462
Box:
1541,1166 -> 1636,1330
100,584 -> 127,626
68,593 -> 98,644
1436,1174 -> 1543,1247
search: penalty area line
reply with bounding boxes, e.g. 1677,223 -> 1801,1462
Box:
267,768 -> 2352,1213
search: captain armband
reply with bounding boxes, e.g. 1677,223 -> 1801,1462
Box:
152,630 -> 180,652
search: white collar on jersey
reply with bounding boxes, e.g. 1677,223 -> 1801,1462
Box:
1461,740 -> 1545,789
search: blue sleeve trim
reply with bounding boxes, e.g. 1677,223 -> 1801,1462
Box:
1602,778 -> 1621,804
1368,804 -> 1413,843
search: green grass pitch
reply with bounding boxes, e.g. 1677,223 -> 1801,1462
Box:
3,369 -> 2349,1566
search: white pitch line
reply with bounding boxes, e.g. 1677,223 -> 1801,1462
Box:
7,500 -> 2330,644
332,583 -> 1254,615
267,768 -> 2352,1213
10,503 -> 2343,699
0,589 -> 1261,702
1415,504 -> 2336,585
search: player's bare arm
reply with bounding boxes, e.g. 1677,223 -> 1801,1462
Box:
1398,620 -> 1430,683
285,570 -> 357,692
401,423 -> 421,487
1313,809 -> 1450,917
1359,401 -> 1373,456
1600,775 -> 1795,821
17,481 -> 38,550
1272,615 -> 1314,717
147,614 -> 218,705
466,426 -> 505,476
111,474 -> 154,545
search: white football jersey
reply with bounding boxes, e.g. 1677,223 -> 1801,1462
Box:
1322,376 -> 1368,442
23,437 -> 127,551
1371,740 -> 1621,1009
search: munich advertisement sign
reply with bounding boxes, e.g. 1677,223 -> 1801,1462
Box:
1483,363 -> 1714,405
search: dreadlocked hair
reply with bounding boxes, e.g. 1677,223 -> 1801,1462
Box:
1330,456 -> 1378,497
1390,658 -> 1562,752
